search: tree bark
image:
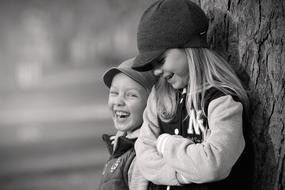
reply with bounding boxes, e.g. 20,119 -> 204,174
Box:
198,0 -> 285,189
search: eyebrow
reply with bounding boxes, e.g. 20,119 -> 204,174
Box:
154,55 -> 166,68
159,52 -> 167,62
110,85 -> 142,92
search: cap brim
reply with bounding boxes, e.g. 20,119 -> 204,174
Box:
132,49 -> 165,71
103,68 -> 121,88
103,66 -> 154,90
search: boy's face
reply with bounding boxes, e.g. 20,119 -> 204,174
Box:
153,48 -> 189,89
108,73 -> 148,133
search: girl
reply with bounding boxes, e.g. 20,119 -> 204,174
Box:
132,0 -> 253,189
98,58 -> 156,190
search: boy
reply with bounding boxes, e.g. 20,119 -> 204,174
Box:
98,58 -> 156,190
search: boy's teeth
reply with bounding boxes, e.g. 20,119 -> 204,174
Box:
117,111 -> 126,116
115,111 -> 130,118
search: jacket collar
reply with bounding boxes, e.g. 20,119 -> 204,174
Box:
102,128 -> 140,158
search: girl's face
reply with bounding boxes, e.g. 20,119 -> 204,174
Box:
153,49 -> 189,89
108,73 -> 148,133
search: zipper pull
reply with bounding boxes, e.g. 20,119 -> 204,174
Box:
180,88 -> 187,104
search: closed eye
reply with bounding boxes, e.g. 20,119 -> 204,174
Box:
127,93 -> 138,98
109,90 -> 118,96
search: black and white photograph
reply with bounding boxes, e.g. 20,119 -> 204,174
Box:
0,0 -> 284,190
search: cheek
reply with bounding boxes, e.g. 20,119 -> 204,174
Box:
176,55 -> 188,76
107,98 -> 113,110
177,62 -> 189,76
129,102 -> 146,120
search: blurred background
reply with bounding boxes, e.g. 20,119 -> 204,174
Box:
0,0 -> 153,189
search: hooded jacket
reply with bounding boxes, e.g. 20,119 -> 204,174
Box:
99,129 -> 148,190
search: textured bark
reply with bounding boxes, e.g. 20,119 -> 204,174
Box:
196,0 -> 285,189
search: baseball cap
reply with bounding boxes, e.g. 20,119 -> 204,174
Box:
103,57 -> 156,92
133,0 -> 209,71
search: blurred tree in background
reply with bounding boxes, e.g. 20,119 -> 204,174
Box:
0,0 -> 152,89
0,1 -> 154,190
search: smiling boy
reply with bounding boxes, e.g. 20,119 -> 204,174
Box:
98,58 -> 156,190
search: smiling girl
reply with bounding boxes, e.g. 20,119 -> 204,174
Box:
132,0 -> 253,189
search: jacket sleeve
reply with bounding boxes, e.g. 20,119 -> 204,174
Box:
134,88 -> 180,185
128,157 -> 149,190
158,95 -> 245,184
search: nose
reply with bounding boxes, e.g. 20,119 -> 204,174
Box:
153,68 -> 163,76
113,95 -> 125,106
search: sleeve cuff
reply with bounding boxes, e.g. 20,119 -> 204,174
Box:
156,133 -> 171,155
177,173 -> 191,184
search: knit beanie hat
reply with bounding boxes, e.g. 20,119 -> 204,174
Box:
103,57 -> 156,93
133,0 -> 209,71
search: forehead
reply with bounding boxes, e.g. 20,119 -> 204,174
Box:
156,49 -> 187,68
165,49 -> 186,62
111,73 -> 144,90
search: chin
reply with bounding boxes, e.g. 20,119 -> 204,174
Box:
172,86 -> 179,89
115,126 -> 127,132
115,124 -> 131,132
172,84 -> 183,89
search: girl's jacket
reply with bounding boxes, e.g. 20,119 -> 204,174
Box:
99,129 -> 148,190
135,87 -> 253,190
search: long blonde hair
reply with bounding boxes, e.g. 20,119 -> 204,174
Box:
155,48 -> 249,122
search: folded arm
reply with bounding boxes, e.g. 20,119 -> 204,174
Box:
135,89 -> 180,185
128,157 -> 149,190
156,95 -> 245,184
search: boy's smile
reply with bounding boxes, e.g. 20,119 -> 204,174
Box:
108,73 -> 148,133
114,110 -> 130,121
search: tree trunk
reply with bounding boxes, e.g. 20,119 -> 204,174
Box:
198,0 -> 285,189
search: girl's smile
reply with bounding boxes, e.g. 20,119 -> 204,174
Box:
153,49 -> 189,89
